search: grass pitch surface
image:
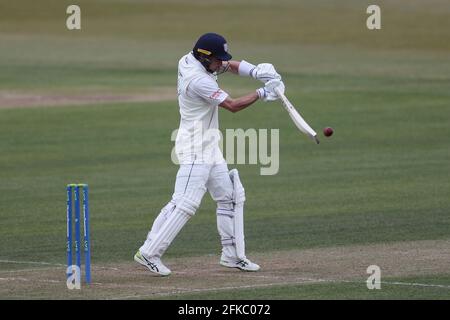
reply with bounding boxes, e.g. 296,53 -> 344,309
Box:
1,0 -> 449,299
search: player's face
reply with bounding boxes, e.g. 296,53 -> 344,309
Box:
209,57 -> 223,72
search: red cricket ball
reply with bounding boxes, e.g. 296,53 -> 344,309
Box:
323,127 -> 334,137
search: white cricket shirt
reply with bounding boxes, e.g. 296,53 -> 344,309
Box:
175,52 -> 229,164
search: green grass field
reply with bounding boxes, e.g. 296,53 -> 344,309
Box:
0,0 -> 449,300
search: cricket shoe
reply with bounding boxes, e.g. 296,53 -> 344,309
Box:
220,256 -> 260,272
134,251 -> 171,276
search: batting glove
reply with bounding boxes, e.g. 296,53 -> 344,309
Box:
256,79 -> 285,102
252,63 -> 282,83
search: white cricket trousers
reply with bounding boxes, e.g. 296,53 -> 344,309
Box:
139,162 -> 239,259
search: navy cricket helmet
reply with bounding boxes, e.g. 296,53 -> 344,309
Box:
193,33 -> 232,62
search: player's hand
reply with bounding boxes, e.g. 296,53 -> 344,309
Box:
256,79 -> 285,102
265,79 -> 285,95
252,63 -> 282,83
265,79 -> 285,101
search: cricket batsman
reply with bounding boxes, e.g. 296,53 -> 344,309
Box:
135,33 -> 285,276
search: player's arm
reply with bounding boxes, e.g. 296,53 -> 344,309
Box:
222,61 -> 241,75
219,81 -> 285,113
221,60 -> 281,82
219,92 -> 259,113
192,76 -> 260,113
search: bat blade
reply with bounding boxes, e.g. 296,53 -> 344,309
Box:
274,87 -> 319,144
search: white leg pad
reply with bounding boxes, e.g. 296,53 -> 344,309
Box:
229,169 -> 246,260
146,202 -> 176,241
140,187 -> 205,258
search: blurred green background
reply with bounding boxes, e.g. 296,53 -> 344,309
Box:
0,0 -> 449,299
